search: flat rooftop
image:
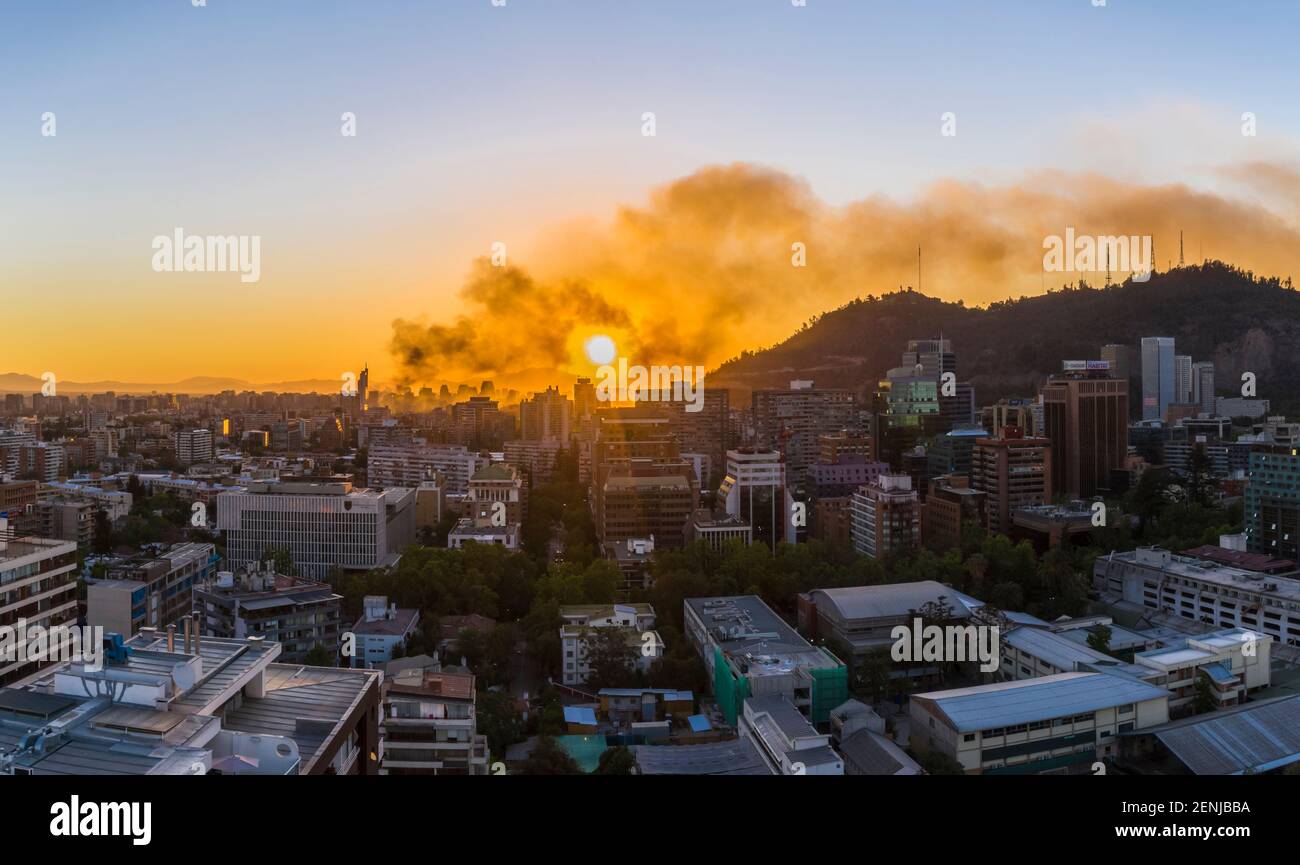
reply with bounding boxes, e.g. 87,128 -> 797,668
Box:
1102,548 -> 1300,603
686,595 -> 839,674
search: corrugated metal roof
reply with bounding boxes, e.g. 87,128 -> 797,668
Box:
1153,696 -> 1300,774
915,672 -> 1168,732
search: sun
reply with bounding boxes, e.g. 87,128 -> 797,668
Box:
584,334 -> 617,365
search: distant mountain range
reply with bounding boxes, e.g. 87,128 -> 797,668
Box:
0,373 -> 348,396
709,261 -> 1300,413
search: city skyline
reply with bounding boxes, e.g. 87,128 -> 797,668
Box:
9,1 -> 1300,385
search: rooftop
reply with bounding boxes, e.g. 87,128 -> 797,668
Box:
808,581 -> 976,622
913,672 -> 1169,733
1102,548 -> 1300,603
1143,695 -> 1300,774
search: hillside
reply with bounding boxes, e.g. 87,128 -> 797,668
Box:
710,262 -> 1300,411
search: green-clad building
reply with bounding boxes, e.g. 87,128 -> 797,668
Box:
684,595 -> 847,728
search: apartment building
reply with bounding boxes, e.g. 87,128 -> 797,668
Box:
849,473 -> 919,559
971,428 -> 1052,534
195,566 -> 343,663
379,657 -> 489,775
0,527 -> 78,685
86,542 -> 217,637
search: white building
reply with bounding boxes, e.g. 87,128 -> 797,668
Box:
909,672 -> 1170,774
176,429 -> 214,465
740,695 -> 843,775
1096,547 -> 1300,648
216,480 -> 415,580
559,603 -> 662,687
368,443 -> 488,494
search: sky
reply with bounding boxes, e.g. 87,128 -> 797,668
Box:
4,0 -> 1300,388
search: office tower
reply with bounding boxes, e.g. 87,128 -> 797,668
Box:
717,448 -> 796,549
751,384 -> 855,485
849,474 -> 920,559
926,425 -> 987,478
452,396 -> 509,447
972,429 -> 1052,534
655,387 -> 731,474
1141,337 -> 1175,422
216,480 -> 416,580
1100,344 -> 1131,383
902,338 -> 955,378
1192,361 -> 1216,415
176,428 -> 214,464
1040,362 -> 1129,499
591,409 -> 697,547
464,463 -> 526,526
573,377 -> 596,419
0,525 -> 78,685
1175,354 -> 1194,405
1245,446 -> 1300,562
519,386 -> 573,441
940,381 -> 977,428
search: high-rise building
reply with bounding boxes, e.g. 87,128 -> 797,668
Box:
1141,337 -> 1175,422
590,409 -> 698,547
921,474 -> 987,554
1175,354 -> 1194,405
1245,445 -> 1300,562
1192,361 -> 1216,416
972,429 -> 1052,534
176,428 -> 214,464
717,448 -> 796,549
751,384 -> 855,486
850,474 -> 920,559
519,386 -> 572,442
1100,344 -> 1131,383
902,338 -> 955,378
0,527 -> 78,685
1040,363 -> 1129,498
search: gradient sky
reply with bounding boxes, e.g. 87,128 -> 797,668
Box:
4,0 -> 1300,385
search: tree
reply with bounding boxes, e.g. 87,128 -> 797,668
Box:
1192,673 -> 1218,714
918,749 -> 965,775
594,745 -> 635,775
260,546 -> 295,576
1086,624 -> 1113,656
477,690 -> 523,761
581,628 -> 640,691
304,643 -> 335,666
521,735 -> 581,775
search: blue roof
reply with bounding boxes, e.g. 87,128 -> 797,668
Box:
563,706 -> 597,726
916,673 -> 1168,733
1202,662 -> 1239,685
687,714 -> 712,733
